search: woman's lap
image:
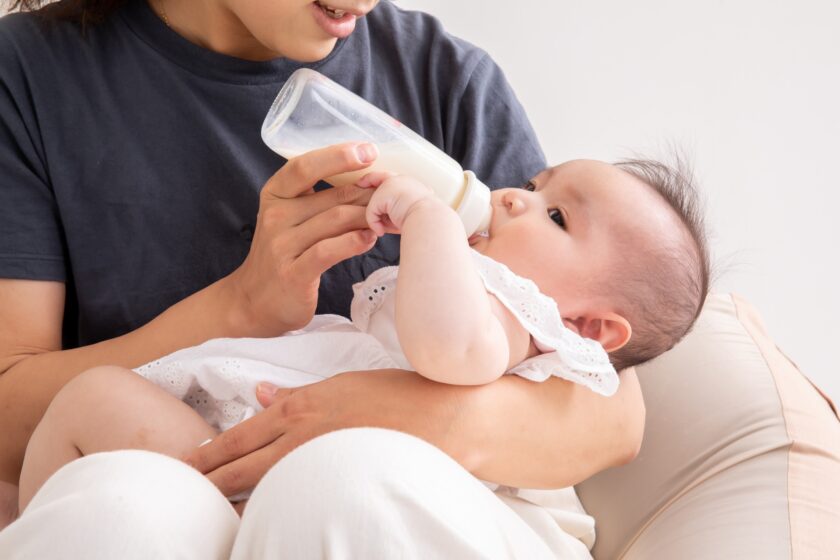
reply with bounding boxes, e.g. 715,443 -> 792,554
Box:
0,428 -> 574,559
0,448 -> 239,560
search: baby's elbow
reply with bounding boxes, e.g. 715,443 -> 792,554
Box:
411,348 -> 507,386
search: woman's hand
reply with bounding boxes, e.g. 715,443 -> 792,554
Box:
182,368 -> 644,496
181,370 -> 472,498
223,142 -> 381,337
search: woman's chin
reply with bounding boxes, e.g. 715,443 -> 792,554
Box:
278,38 -> 338,62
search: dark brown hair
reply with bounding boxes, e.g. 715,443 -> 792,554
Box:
3,0 -> 127,24
608,154 -> 711,372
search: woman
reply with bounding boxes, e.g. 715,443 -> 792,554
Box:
0,0 -> 645,556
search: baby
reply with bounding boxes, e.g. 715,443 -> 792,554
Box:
17,158 -> 709,547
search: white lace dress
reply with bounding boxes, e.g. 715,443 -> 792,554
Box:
135,249 -> 619,552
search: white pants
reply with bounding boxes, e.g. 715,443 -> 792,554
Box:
0,428 -> 589,559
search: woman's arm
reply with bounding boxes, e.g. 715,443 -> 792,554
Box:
0,276 -> 247,484
460,369 -> 645,488
364,175 -> 529,385
186,367 -> 645,494
0,144 -> 380,485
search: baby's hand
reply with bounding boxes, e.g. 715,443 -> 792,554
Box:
359,172 -> 441,236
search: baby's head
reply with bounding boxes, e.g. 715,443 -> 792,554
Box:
469,158 -> 709,371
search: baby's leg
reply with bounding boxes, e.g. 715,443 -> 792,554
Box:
18,365 -> 217,513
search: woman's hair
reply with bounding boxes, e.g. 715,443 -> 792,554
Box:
3,0 -> 127,24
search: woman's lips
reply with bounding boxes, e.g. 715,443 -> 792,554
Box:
310,2 -> 358,39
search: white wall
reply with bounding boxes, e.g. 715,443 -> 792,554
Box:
402,0 -> 840,402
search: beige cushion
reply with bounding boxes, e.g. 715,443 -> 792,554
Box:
576,293 -> 840,559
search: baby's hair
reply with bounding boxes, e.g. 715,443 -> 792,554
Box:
608,155 -> 711,371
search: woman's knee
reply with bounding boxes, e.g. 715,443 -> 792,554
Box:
248,427 -> 473,515
269,427 -> 445,479
233,429 -> 541,559
9,450 -> 239,560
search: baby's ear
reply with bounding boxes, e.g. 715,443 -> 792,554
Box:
563,313 -> 631,353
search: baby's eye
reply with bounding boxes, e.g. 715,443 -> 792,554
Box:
548,208 -> 566,229
521,180 -> 537,192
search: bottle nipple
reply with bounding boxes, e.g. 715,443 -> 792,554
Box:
457,171 -> 493,236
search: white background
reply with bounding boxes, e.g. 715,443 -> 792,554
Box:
401,0 -> 840,403
2,2 -> 837,402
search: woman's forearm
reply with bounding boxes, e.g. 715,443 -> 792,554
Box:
336,368 -> 645,489
195,367 -> 645,497
449,370 -> 645,488
0,276 -> 259,484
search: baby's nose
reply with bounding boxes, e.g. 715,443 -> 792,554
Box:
501,190 -> 528,215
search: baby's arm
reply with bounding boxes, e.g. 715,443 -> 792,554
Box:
364,174 -> 531,385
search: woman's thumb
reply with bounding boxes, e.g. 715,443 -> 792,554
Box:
256,382 -> 281,407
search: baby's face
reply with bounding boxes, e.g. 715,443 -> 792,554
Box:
469,160 -> 684,320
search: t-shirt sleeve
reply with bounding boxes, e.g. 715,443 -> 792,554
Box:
447,53 -> 547,189
0,22 -> 67,281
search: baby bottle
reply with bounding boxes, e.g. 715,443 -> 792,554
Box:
261,68 -> 492,236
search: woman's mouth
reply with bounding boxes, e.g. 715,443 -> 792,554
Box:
316,1 -> 348,18
311,2 -> 360,39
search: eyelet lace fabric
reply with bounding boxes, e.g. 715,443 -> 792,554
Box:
136,249 -> 617,434
133,253 -> 604,537
469,250 -> 618,397
350,265 -> 399,333
135,321 -> 400,431
350,250 -> 618,396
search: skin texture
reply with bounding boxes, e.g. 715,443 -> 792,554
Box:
13,161 -> 656,514
356,159 -> 688,387
183,161 -> 658,499
154,0 -> 380,61
0,1 -> 647,523
0,143 -> 381,486
473,160 -> 687,349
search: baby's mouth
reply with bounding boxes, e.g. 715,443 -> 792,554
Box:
468,230 -> 490,246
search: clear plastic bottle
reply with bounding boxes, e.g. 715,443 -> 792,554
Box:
261,68 -> 492,236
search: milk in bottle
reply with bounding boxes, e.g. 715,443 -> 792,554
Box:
261,69 -> 492,235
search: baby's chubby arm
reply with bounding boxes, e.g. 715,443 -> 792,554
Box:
363,173 -> 531,385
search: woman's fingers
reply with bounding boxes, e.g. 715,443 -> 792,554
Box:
192,387 -> 324,497
184,405 -> 285,475
284,204 -> 372,257
224,143 -> 381,334
262,142 -> 378,200
276,182 -> 375,227
204,440 -> 284,498
292,229 -> 378,280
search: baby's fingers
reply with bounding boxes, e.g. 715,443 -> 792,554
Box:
365,199 -> 398,236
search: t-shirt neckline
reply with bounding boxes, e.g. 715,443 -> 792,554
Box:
118,0 -> 350,85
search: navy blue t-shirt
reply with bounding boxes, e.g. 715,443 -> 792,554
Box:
0,0 -> 546,348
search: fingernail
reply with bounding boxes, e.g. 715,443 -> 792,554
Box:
361,229 -> 377,243
356,143 -> 377,163
257,382 -> 278,397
